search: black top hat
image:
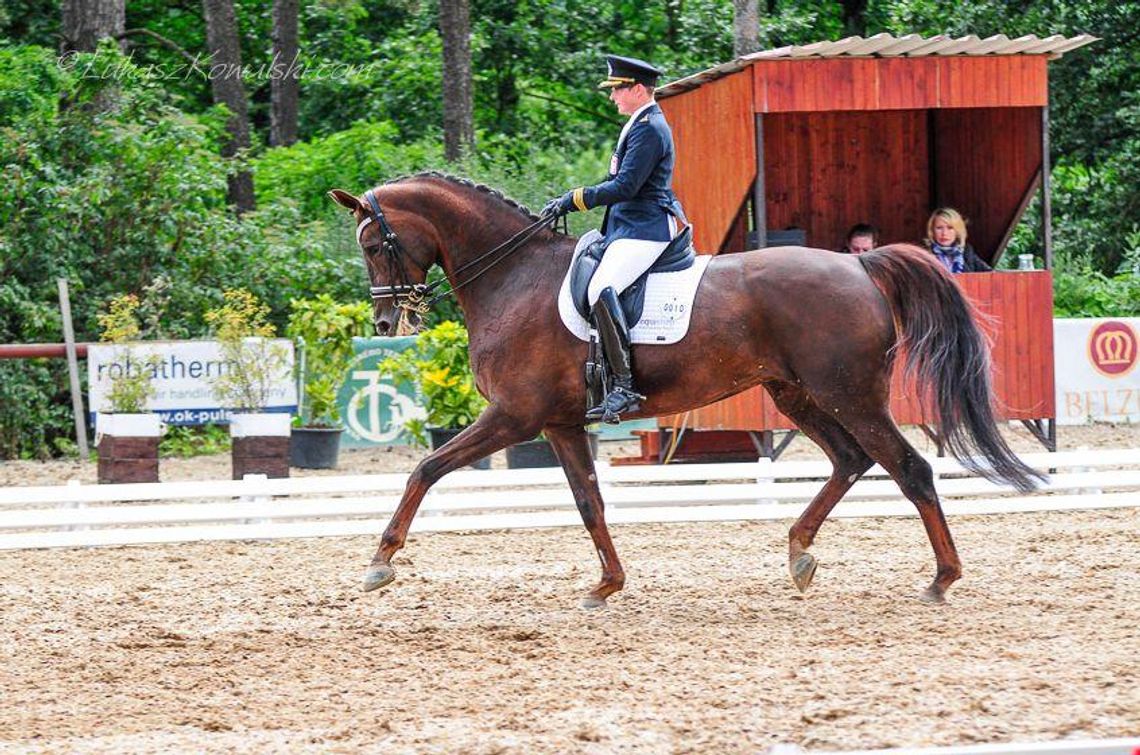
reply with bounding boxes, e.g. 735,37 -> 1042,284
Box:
598,54 -> 662,89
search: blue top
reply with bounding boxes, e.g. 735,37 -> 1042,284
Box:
581,103 -> 688,244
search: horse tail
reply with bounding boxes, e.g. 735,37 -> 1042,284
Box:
858,243 -> 1044,492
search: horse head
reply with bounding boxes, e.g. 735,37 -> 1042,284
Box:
328,186 -> 441,335
331,173 -> 562,337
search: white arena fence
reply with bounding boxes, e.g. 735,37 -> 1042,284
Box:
0,449 -> 1138,551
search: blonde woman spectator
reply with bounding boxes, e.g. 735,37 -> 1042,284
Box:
925,207 -> 991,273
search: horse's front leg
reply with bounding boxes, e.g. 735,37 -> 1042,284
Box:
544,424 -> 625,608
363,404 -> 535,592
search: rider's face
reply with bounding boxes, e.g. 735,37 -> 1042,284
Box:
610,84 -> 644,115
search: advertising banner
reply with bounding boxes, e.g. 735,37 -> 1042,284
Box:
1054,318 -> 1140,425
336,336 -> 425,447
87,340 -> 296,425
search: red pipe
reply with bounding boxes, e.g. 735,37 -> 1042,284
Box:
0,343 -> 91,359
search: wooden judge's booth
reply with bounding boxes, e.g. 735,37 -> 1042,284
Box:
628,33 -> 1096,463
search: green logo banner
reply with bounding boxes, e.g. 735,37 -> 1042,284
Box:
334,337 -> 653,447
336,337 -> 425,447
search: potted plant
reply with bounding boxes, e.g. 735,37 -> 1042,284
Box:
505,431 -> 601,469
285,295 -> 371,469
505,434 -> 560,468
94,293 -> 162,483
205,289 -> 292,479
377,320 -> 492,469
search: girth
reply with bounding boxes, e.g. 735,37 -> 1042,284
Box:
569,225 -> 695,327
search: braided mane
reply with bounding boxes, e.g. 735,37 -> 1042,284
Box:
383,171 -> 545,224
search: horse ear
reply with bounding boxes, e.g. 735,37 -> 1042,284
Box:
328,189 -> 362,212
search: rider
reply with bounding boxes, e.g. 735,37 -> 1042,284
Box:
543,54 -> 687,424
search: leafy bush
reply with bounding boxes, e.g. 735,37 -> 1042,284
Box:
287,295 -> 371,426
254,121 -> 444,218
0,43 -> 253,342
204,289 -> 289,412
95,293 -> 157,413
0,360 -> 73,460
1053,268 -> 1140,318
377,320 -> 487,445
160,424 -> 231,458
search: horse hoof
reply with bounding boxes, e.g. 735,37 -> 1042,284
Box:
919,584 -> 947,604
581,595 -> 608,609
790,553 -> 818,593
362,564 -> 396,593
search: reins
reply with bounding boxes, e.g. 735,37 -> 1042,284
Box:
358,188 -> 558,319
422,215 -> 555,305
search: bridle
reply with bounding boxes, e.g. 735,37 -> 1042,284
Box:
355,188 -> 559,321
358,189 -> 431,319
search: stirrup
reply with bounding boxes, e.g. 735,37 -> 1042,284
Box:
586,386 -> 645,424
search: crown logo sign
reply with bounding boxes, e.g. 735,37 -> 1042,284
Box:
1088,322 -> 1138,377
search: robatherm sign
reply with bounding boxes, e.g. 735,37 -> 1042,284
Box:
87,340 -> 296,425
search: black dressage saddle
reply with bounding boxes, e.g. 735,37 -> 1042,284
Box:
569,225 -> 695,327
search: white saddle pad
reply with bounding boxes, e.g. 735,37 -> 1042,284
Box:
558,230 -> 712,345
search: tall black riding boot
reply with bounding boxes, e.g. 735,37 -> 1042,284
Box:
585,287 -> 645,424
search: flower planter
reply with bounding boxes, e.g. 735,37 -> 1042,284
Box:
505,433 -> 599,469
290,425 -> 343,469
230,412 -> 291,480
506,439 -> 559,468
428,426 -> 491,470
96,413 -> 162,484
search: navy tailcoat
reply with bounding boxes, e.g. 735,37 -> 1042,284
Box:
580,103 -> 687,244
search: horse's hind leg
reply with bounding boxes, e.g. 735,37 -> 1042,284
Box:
544,424 -> 624,608
363,404 -> 536,592
837,408 -> 962,603
765,381 -> 874,593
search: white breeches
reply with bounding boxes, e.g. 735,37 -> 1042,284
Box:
587,220 -> 678,306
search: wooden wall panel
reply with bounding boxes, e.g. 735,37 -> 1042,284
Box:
878,58 -> 938,110
751,56 -> 1048,113
669,271 -> 1055,432
659,70 -> 755,253
935,57 -> 1047,108
932,107 -> 1042,265
764,111 -> 930,250
756,59 -> 880,113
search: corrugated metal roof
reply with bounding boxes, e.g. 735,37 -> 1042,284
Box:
658,33 -> 1097,98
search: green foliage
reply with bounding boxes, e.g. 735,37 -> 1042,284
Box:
0,359 -> 72,460
287,295 -> 372,426
761,0 -> 845,44
1,44 -> 245,341
0,43 -> 60,127
254,121 -> 443,217
204,289 -> 289,411
1053,268 -> 1140,318
159,424 -> 231,457
302,27 -> 444,142
0,0 -> 56,47
377,320 -> 487,445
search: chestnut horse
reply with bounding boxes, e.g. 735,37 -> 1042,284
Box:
329,173 -> 1041,606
